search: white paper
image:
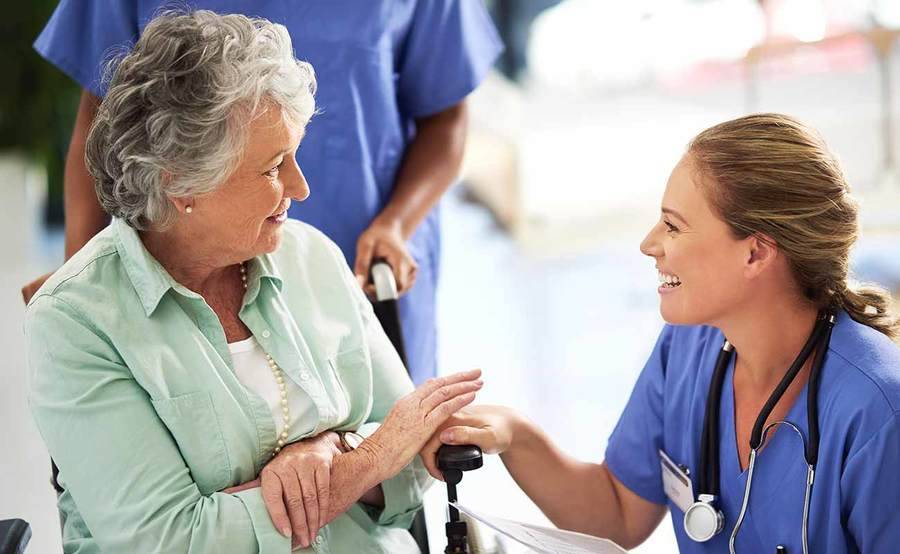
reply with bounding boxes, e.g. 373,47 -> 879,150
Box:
451,502 -> 628,554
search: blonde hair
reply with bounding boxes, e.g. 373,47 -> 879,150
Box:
688,113 -> 899,340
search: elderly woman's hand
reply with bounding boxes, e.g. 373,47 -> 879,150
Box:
259,431 -> 343,549
359,369 -> 483,478
354,216 -> 418,296
419,405 -> 521,481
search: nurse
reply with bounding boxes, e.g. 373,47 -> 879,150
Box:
29,0 -> 503,383
422,114 -> 900,552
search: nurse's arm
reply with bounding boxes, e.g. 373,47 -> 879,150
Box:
379,100 -> 467,237
433,408 -> 667,549
353,101 -> 468,292
64,89 -> 107,258
21,90 -> 104,304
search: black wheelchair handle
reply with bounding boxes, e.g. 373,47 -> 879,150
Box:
437,444 -> 484,473
437,445 -> 482,553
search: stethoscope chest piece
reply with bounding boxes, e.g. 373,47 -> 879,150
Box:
684,495 -> 724,542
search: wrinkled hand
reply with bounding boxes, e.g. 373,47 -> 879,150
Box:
362,369 -> 483,479
259,431 -> 343,549
354,217 -> 417,296
21,271 -> 54,304
420,405 -> 519,481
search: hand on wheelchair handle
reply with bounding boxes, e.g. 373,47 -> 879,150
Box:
354,218 -> 417,297
420,405 -> 519,481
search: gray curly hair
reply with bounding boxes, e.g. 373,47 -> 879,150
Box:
85,10 -> 316,230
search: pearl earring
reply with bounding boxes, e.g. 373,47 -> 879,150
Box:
185,206 -> 193,214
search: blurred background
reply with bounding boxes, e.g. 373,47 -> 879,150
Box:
3,1 -> 900,552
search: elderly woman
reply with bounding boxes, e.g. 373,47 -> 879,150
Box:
25,11 -> 482,553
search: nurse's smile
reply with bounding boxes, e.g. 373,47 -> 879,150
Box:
657,270 -> 682,294
640,153 -> 750,327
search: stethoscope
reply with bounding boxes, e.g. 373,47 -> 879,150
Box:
683,312 -> 836,554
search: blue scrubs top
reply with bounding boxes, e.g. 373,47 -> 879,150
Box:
606,311 -> 900,552
34,0 -> 503,384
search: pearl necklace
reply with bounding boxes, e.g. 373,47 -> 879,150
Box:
240,262 -> 290,456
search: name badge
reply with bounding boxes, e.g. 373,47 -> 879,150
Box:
659,449 -> 693,513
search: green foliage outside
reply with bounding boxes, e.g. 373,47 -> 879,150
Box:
0,1 -> 81,224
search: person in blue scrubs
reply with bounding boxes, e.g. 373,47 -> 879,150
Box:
421,114 -> 900,552
27,0 -> 503,384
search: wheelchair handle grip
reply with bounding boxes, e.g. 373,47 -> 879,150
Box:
370,258 -> 399,302
437,444 -> 484,474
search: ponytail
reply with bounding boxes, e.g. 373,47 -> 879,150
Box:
688,113 -> 899,342
835,283 -> 900,341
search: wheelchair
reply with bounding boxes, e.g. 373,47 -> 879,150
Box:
0,519 -> 31,554
369,259 -> 484,554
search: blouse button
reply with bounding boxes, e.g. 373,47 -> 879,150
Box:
261,330 -> 271,339
300,371 -> 311,381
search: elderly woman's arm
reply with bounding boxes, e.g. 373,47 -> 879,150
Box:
227,237 -> 480,548
25,295 -> 291,553
253,369 -> 479,548
341,243 -> 445,527
260,242 -> 470,536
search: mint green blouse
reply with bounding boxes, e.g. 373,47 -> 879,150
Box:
25,218 -> 430,553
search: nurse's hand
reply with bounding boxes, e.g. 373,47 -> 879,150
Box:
419,405 -> 522,481
354,216 -> 418,296
21,271 -> 55,304
258,431 -> 343,549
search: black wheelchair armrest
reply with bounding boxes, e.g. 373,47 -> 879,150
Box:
0,519 -> 32,554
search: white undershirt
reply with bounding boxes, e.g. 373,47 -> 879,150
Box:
228,336 -> 315,438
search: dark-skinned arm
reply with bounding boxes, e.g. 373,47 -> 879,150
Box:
354,100 -> 469,293
64,89 -> 107,259
22,89 -> 104,304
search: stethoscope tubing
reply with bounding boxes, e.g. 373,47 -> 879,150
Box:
728,420 -> 815,554
689,312 -> 835,550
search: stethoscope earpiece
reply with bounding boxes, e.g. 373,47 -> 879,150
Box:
683,495 -> 724,542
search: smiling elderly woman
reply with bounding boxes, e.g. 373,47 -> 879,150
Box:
24,11 -> 482,554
